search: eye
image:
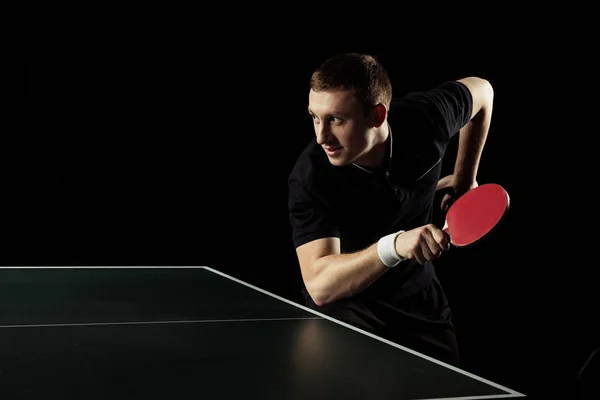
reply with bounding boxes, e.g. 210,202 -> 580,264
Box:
309,114 -> 344,125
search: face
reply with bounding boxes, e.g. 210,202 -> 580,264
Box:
308,89 -> 382,167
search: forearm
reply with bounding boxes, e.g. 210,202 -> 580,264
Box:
454,108 -> 491,182
306,243 -> 391,306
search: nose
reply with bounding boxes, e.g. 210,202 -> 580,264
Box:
315,123 -> 332,146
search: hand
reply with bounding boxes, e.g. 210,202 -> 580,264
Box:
394,224 -> 450,265
436,174 -> 478,212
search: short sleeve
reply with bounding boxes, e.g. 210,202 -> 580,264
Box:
403,80 -> 473,142
288,176 -> 339,248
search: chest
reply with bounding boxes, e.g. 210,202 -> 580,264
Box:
334,150 -> 443,241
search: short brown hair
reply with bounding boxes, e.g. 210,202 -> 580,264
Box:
310,52 -> 392,112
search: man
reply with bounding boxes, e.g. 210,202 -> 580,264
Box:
287,52 -> 493,366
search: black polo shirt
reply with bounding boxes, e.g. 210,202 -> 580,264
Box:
288,80 -> 473,304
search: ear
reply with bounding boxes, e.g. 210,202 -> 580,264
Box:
371,103 -> 387,127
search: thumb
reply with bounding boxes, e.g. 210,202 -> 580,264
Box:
436,174 -> 453,191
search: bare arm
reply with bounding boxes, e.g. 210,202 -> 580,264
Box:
296,237 -> 388,306
296,225 -> 449,306
454,77 -> 494,185
438,77 -> 494,209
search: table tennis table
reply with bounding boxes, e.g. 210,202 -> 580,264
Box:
0,266 -> 527,399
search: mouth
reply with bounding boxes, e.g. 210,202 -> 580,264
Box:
323,146 -> 343,156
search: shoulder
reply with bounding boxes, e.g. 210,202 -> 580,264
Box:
288,138 -> 337,190
389,80 -> 473,140
391,80 -> 472,116
288,139 -> 353,213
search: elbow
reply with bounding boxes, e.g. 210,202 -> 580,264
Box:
312,293 -> 334,307
304,269 -> 346,306
301,257 -> 337,307
311,294 -> 327,307
300,253 -> 353,307
305,279 -> 333,307
306,278 -> 355,306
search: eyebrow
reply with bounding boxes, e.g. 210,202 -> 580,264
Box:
307,107 -> 344,117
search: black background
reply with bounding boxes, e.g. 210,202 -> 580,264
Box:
3,4 -> 598,399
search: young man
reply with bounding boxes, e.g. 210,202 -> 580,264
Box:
287,53 -> 494,366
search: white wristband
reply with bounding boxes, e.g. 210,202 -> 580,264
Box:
377,231 -> 406,268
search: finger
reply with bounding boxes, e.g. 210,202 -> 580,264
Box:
440,194 -> 452,211
432,225 -> 450,251
409,246 -> 427,265
419,234 -> 438,263
415,249 -> 428,265
422,229 -> 444,259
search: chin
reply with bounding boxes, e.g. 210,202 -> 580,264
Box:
326,157 -> 349,167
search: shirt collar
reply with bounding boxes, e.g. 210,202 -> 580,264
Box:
351,122 -> 393,174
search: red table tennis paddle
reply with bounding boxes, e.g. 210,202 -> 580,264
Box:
442,183 -> 510,247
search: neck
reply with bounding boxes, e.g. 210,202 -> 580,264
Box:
352,122 -> 390,169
